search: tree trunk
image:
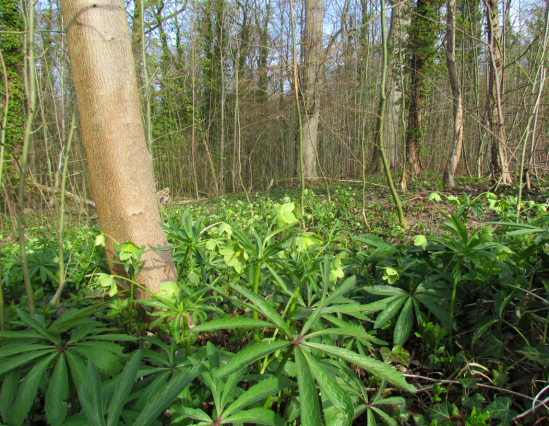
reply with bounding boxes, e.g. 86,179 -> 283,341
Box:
298,0 -> 323,181
442,0 -> 464,189
401,0 -> 436,190
485,0 -> 512,184
60,0 -> 178,295
367,2 -> 397,176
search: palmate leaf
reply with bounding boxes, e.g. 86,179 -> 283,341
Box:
304,342 -> 415,393
8,352 -> 58,426
485,397 -> 517,426
214,341 -> 290,379
223,376 -> 295,418
517,345 -> 549,367
78,361 -> 105,426
0,343 -> 53,358
223,407 -> 286,425
72,343 -> 122,376
65,350 -> 88,391
295,348 -> 322,426
132,364 -> 201,426
16,308 -> 58,343
46,353 -> 69,426
174,406 -> 212,423
220,368 -> 247,413
47,306 -> 104,334
373,297 -> 407,329
306,326 -> 385,344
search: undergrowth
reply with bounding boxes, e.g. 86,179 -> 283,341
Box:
1,180 -> 549,425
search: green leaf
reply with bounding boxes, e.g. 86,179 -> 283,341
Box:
0,344 -> 53,358
305,354 -> 353,426
0,330 -> 43,340
365,286 -> 407,296
412,235 -> 427,250
373,297 -> 407,329
72,343 -> 121,376
379,345 -> 410,365
462,393 -> 484,411
65,350 -> 88,391
457,378 -> 478,388
173,406 -> 212,422
517,345 -> 549,367
157,282 -> 180,303
481,331 -> 504,358
0,349 -> 55,376
222,407 -> 286,425
8,352 -> 58,426
191,318 -> 275,333
220,368 -> 246,413
226,282 -> 292,337
223,376 -> 294,417
305,326 -> 385,344
46,353 -> 69,426
394,298 -> 413,346
78,361 -> 105,426
382,267 -> 399,284
295,348 -> 322,426
485,397 -> 517,425
471,317 -> 499,345
325,275 -> 357,305
428,401 -> 456,422
107,350 -> 141,426
16,308 -> 58,343
214,341 -> 290,379
370,407 -> 398,426
304,342 -> 415,392
0,368 -> 19,422
132,365 -> 200,426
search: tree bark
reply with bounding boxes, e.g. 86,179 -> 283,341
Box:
485,0 -> 512,184
442,0 -> 464,189
298,0 -> 323,181
401,0 -> 436,190
60,0 -> 178,295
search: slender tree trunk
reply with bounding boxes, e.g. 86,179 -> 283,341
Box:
298,0 -> 323,181
485,0 -> 512,184
60,0 -> 177,295
367,2 -> 397,175
442,0 -> 464,189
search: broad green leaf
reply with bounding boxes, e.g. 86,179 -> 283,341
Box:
223,376 -> 294,417
0,330 -> 42,340
458,378 -> 478,389
379,345 -> 410,365
322,301 -> 387,316
85,334 -> 138,342
373,297 -> 407,329
325,276 -> 357,305
371,406 -> 398,426
481,331 -> 504,358
78,362 -> 104,426
16,308 -> 58,343
517,345 -> 549,367
304,342 -> 415,392
72,343 -> 121,376
214,341 -> 290,379
412,235 -> 427,250
222,407 -> 286,425
107,350 -> 141,426
0,344 -> 53,358
364,286 -> 407,296
295,348 -> 322,426
132,365 -> 200,426
226,282 -> 292,337
157,282 -> 180,303
485,397 -> 517,425
371,397 -> 405,406
0,368 -> 19,422
428,401 -> 456,422
191,318 -> 275,333
174,406 -> 212,422
65,350 -> 88,391
8,352 -> 58,426
462,393 -> 484,411
305,354 -> 353,426
46,353 -> 69,426
414,294 -> 450,326
305,326 -> 385,344
0,349 -> 55,376
394,298 -> 413,346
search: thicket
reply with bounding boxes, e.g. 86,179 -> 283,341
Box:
1,182 -> 549,425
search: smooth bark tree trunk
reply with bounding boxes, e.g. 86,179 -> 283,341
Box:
60,0 -> 178,295
485,0 -> 512,184
298,0 -> 323,181
442,0 -> 464,189
367,2 -> 397,175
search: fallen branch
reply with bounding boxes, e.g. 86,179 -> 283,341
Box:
30,180 -> 96,209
